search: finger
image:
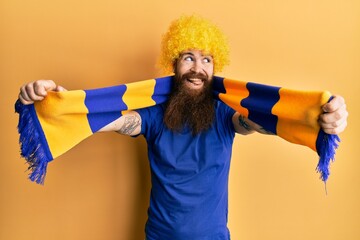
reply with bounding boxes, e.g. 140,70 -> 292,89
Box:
19,83 -> 42,105
319,112 -> 347,130
19,85 -> 32,102
321,119 -> 347,135
319,103 -> 348,134
322,95 -> 345,113
18,91 -> 36,105
319,103 -> 348,124
55,85 -> 67,92
33,80 -> 57,96
23,83 -> 46,102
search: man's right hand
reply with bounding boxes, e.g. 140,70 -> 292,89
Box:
19,80 -> 66,105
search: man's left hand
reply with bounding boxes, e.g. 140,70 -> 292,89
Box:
319,95 -> 348,134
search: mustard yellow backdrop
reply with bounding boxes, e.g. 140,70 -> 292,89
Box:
1,0 -> 359,239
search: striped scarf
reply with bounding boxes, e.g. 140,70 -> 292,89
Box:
15,76 -> 339,184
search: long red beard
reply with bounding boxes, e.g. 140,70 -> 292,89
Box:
163,73 -> 215,134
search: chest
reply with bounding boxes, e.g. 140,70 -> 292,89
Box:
148,123 -> 234,176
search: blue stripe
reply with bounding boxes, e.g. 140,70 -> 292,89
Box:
315,96 -> 334,155
85,85 -> 127,132
86,111 -> 123,133
212,76 -> 226,100
29,103 -> 54,161
152,76 -> 173,104
315,129 -> 340,182
241,82 -> 280,134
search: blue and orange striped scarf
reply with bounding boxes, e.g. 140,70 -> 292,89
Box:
15,76 -> 339,184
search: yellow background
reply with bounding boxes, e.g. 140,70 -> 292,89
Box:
1,0 -> 359,239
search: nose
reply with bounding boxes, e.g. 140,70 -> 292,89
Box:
190,60 -> 202,73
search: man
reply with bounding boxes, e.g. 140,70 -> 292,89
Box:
19,15 -> 348,239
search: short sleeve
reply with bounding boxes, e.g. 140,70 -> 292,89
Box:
135,104 -> 165,140
216,101 -> 236,137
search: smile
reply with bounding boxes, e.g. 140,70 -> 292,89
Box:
187,78 -> 204,86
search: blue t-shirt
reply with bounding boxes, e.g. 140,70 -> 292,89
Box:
137,100 -> 236,240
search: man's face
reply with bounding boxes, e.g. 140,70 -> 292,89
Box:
164,49 -> 215,134
174,49 -> 214,91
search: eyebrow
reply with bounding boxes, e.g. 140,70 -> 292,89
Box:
181,52 -> 195,56
181,52 -> 213,58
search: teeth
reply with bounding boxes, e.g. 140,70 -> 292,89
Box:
186,78 -> 204,87
188,78 -> 202,83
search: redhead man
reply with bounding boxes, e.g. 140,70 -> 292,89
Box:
19,15 -> 348,240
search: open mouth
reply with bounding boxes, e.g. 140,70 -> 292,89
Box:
186,78 -> 204,86
180,73 -> 208,90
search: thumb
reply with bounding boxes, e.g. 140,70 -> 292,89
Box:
35,80 -> 57,96
55,85 -> 67,92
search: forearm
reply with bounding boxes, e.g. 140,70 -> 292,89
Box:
99,111 -> 142,136
232,113 -> 274,135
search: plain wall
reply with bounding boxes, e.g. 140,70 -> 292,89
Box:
1,0 -> 359,239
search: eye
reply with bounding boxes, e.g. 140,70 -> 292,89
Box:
203,57 -> 212,63
184,56 -> 193,61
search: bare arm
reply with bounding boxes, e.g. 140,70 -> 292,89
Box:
232,112 -> 274,135
98,111 -> 142,136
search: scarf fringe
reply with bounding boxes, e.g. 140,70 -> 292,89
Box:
316,131 -> 340,182
15,100 -> 52,184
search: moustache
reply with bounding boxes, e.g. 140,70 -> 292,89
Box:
180,72 -> 208,82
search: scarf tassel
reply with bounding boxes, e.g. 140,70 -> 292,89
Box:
316,131 -> 340,183
15,100 -> 52,184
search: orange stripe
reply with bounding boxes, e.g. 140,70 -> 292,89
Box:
218,78 -> 249,117
272,89 -> 331,151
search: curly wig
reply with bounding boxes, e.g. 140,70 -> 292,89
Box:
159,15 -> 230,74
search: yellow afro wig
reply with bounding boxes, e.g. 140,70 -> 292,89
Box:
159,15 -> 230,74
